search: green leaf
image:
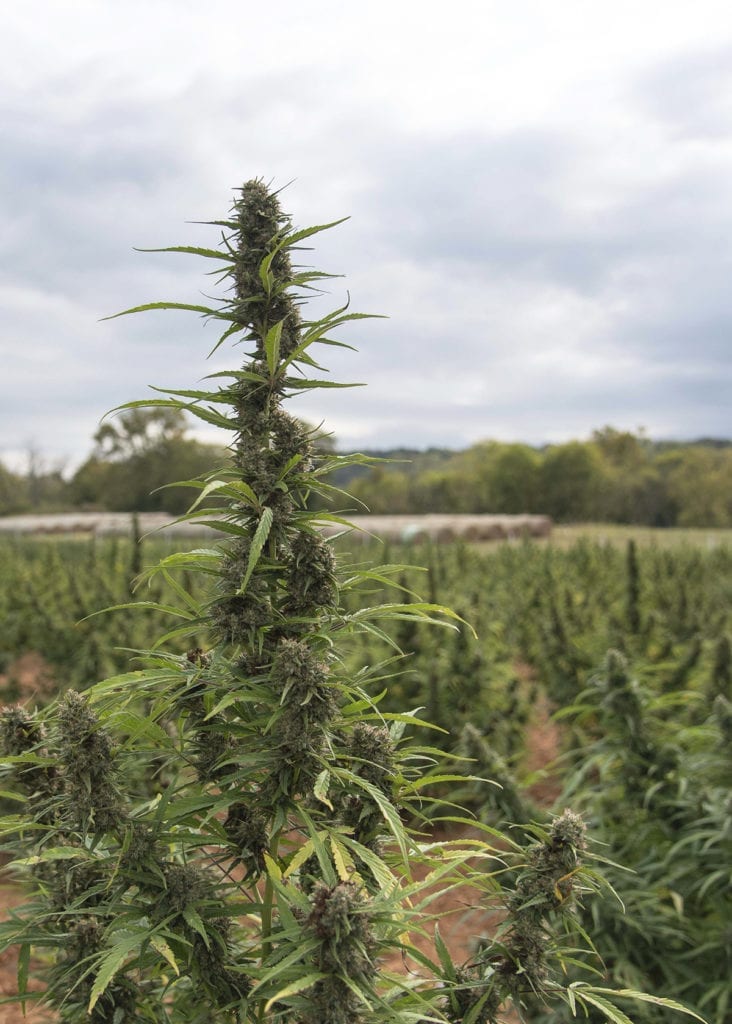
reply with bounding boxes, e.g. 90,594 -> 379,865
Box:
258,255 -> 274,295
573,990 -> 636,1024
188,480 -> 243,513
102,301 -> 235,322
17,942 -> 29,1011
237,507 -> 274,595
134,245 -> 236,262
586,988 -> 707,1023
433,925 -> 456,980
283,839 -> 316,879
264,320 -> 283,375
343,772 -> 410,861
330,835 -> 359,882
12,846 -> 90,867
264,972 -> 325,1012
0,790 -> 25,803
81,601 -> 194,623
150,936 -> 179,976
339,836 -> 398,894
283,378 -> 365,390
109,397 -> 237,431
313,769 -> 333,810
182,906 -> 210,947
107,711 -> 170,746
464,988 -> 494,1024
87,933 -> 141,1012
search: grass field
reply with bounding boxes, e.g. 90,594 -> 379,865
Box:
540,522 -> 732,548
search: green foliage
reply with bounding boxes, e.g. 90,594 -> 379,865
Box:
0,533 -> 206,690
342,430 -> 732,527
71,408 -> 229,514
559,649 -> 732,1023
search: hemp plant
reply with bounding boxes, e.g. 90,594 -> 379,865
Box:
0,181 -> 703,1024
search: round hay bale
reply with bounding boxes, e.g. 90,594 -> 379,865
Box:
481,522 -> 507,541
401,524 -> 429,543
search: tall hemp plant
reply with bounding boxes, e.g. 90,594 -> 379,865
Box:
0,181 -> 702,1024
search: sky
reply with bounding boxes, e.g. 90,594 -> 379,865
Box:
1,1 -> 731,474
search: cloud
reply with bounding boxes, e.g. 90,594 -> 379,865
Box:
1,22 -> 732,475
635,45 -> 732,140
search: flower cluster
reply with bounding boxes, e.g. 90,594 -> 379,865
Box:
0,705 -> 59,810
498,810 -> 587,995
336,723 -> 395,846
56,690 -> 124,834
305,881 -> 377,1024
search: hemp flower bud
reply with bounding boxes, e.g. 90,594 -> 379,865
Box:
224,800 -> 268,877
0,705 -> 43,756
284,531 -> 338,615
57,690 -> 124,834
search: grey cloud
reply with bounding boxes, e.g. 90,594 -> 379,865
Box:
635,46 -> 732,140
359,122 -> 732,293
2,41 -> 732,471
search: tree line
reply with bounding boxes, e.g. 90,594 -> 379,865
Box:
0,409 -> 226,516
0,414 -> 730,526
341,426 -> 732,527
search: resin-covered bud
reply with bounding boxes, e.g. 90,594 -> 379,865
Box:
284,531 -> 338,615
224,799 -> 269,877
232,180 -> 302,361
57,690 -> 124,833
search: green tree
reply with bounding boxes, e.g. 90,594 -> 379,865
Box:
93,407 -> 187,458
539,440 -> 606,522
71,408 -> 227,513
663,446 -> 732,527
483,442 -> 541,513
591,428 -> 669,525
0,460 -> 30,514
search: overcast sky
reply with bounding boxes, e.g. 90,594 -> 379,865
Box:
1,1 -> 731,473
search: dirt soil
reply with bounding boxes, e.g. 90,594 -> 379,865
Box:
0,881 -> 54,1024
0,656 -> 562,1020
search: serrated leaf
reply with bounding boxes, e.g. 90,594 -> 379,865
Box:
433,925 -> 456,980
13,846 -> 88,867
264,320 -> 283,375
273,218 -> 349,259
107,711 -> 170,746
263,972 -> 325,1012
81,601 -> 194,624
263,852 -> 282,881
283,378 -> 365,390
186,480 -> 235,513
313,769 -> 333,810
346,774 -> 409,861
574,991 -> 636,1024
284,839 -> 316,879
330,835 -> 356,882
588,988 -> 707,1023
259,256 -> 274,295
102,301 -> 233,322
134,245 -> 236,262
150,935 -> 179,975
338,836 -> 398,894
237,507 -> 273,595
87,934 -> 141,1012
